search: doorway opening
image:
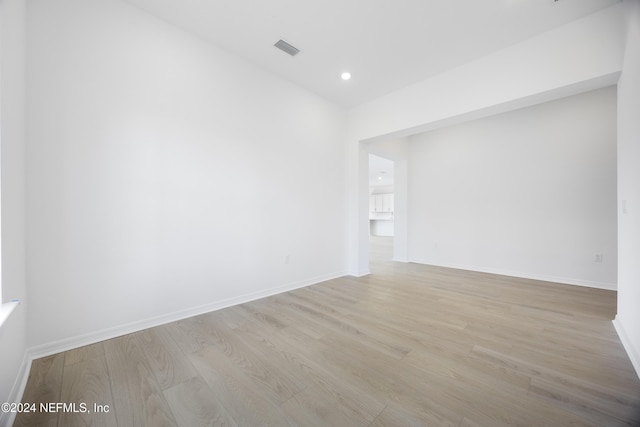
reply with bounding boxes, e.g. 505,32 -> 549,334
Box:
368,154 -> 394,263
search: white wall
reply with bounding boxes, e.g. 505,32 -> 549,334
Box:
392,159 -> 408,262
408,87 -> 617,289
347,4 -> 625,276
614,0 -> 640,377
26,0 -> 347,353
0,0 -> 29,417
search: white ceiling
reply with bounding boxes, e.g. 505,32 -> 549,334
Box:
369,154 -> 394,188
124,0 -> 620,108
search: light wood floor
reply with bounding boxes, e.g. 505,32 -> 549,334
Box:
14,237 -> 640,426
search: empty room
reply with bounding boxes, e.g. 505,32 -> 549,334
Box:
1,0 -> 640,426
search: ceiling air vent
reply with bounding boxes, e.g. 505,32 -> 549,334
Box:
274,39 -> 300,57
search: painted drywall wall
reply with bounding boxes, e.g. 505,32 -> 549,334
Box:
0,0 -> 29,416
614,0 -> 640,376
408,87 -> 617,288
26,0 -> 347,352
392,159 -> 408,262
347,4 -> 625,276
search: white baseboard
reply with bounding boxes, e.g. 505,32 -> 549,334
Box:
412,260 -> 617,290
613,315 -> 640,380
0,352 -> 31,427
6,273 -> 346,425
348,269 -> 370,277
27,270 -> 346,361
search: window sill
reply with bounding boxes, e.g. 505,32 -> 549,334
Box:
0,300 -> 20,329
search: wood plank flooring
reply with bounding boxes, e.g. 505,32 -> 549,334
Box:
14,237 -> 640,426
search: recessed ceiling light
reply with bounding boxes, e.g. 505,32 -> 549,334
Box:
341,72 -> 351,81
